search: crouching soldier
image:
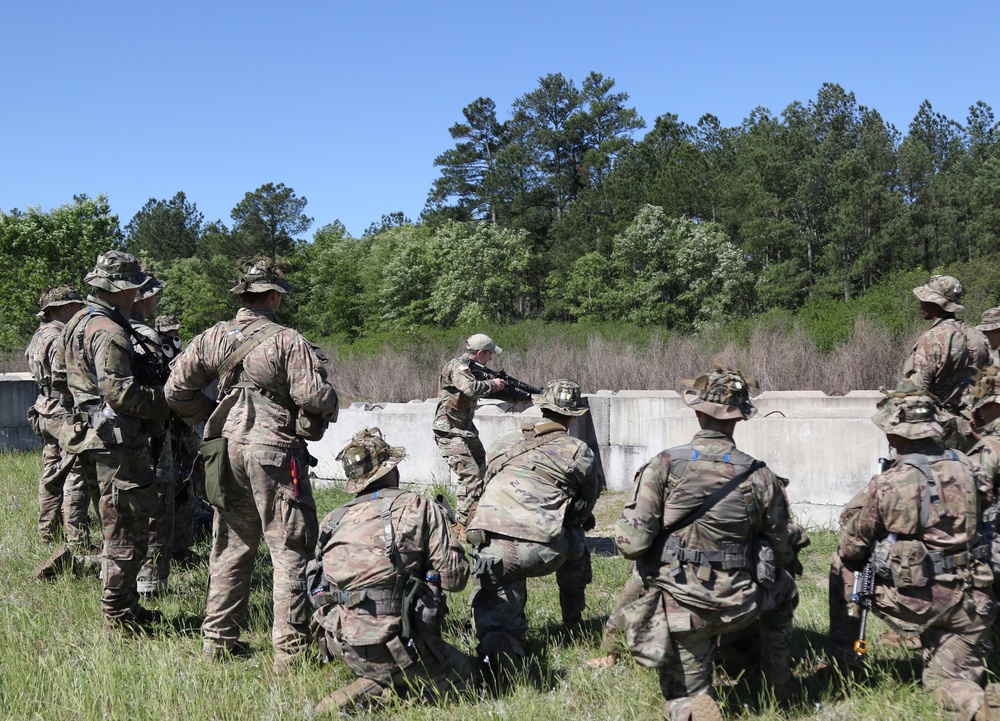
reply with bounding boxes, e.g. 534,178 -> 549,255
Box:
312,428 -> 473,714
613,368 -> 792,721
828,384 -> 1000,720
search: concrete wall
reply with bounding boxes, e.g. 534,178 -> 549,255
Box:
0,373 -> 886,527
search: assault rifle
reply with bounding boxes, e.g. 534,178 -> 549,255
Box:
849,556 -> 877,657
467,360 -> 542,396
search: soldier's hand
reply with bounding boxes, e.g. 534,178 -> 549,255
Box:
494,378 -> 507,391
582,513 -> 597,532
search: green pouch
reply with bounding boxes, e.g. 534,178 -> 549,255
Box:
200,437 -> 231,510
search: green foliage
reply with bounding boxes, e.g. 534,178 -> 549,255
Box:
157,255 -> 237,336
230,182 -> 313,260
124,191 -> 203,262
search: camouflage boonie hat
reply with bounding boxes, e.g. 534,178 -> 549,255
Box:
84,251 -> 145,293
532,379 -> 588,417
682,367 -> 758,421
913,274 -> 964,313
154,314 -> 182,333
138,274 -> 165,300
970,366 -> 1000,411
979,307 -> 1000,332
36,286 -> 84,318
336,427 -> 405,494
872,383 -> 944,440
229,256 -> 292,295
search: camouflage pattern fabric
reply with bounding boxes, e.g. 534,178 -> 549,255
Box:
314,487 -> 471,702
613,429 -> 791,718
59,295 -> 170,619
468,420 -> 598,666
164,305 -> 339,666
433,353 -> 503,525
25,319 -> 90,544
967,417 -> 1000,599
829,438 -> 995,719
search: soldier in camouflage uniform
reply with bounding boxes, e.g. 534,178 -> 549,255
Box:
466,379 -> 598,679
977,308 -> 1000,368
904,275 -> 991,451
614,368 -> 792,721
24,286 -> 87,544
828,386 -> 1000,721
433,333 -> 508,539
55,251 -> 172,631
312,428 -> 472,713
165,257 -> 339,671
967,368 -> 1000,601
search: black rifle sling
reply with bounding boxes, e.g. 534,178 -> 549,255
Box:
661,459 -> 765,538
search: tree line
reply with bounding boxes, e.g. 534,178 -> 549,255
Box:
2,76 -> 999,350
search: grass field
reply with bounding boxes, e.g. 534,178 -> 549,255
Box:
0,450 -> 970,720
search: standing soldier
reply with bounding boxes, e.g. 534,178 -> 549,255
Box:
57,252 -> 172,631
904,275 -> 991,450
24,286 -> 87,545
312,428 -> 472,713
466,379 -> 598,680
433,333 -> 507,540
165,256 -> 339,672
828,385 -> 998,720
967,367 -> 1000,601
613,368 -> 792,721
978,308 -> 1000,368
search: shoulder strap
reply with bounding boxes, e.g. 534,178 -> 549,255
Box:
662,460 -> 765,538
316,487 -> 407,558
217,318 -> 286,394
488,424 -> 566,475
896,452 -> 953,528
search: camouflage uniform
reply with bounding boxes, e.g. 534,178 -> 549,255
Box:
614,369 -> 792,721
977,308 -> 1000,368
467,380 -> 598,675
58,252 -> 171,625
24,286 -> 90,545
967,368 -> 1000,602
165,258 -> 339,669
828,388 -> 997,721
433,335 -> 506,529
905,276 -> 991,450
313,429 -> 472,711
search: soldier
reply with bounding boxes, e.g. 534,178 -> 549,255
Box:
24,286 -> 87,545
978,308 -> 1000,367
828,386 -> 999,720
904,275 -> 990,450
466,379 -> 598,679
55,251 -> 172,631
433,333 -> 508,540
968,367 -> 1000,600
164,256 -> 339,672
312,428 -> 472,713
613,368 -> 792,721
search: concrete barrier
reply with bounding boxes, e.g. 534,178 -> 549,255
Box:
0,373 -> 41,451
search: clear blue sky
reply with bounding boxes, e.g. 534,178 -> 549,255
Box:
2,1 -> 997,239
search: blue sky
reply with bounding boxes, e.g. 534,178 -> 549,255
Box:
2,1 -> 997,239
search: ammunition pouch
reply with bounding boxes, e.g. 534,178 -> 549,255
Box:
88,403 -> 124,446
26,405 -> 42,437
401,575 -> 445,639
200,437 -> 231,510
872,536 -> 987,588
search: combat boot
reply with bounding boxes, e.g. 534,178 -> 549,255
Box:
32,545 -> 74,580
315,677 -> 391,715
202,640 -> 252,662
977,683 -> 1000,721
689,695 -> 724,721
106,606 -> 163,636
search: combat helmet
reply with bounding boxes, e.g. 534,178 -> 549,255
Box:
682,367 -> 758,421
229,256 -> 292,295
913,275 -> 964,313
83,251 -> 145,293
336,428 -> 405,494
36,286 -> 84,318
872,382 -> 944,440
532,379 -> 588,417
970,366 -> 1000,412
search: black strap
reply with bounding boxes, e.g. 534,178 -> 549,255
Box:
661,460 -> 764,538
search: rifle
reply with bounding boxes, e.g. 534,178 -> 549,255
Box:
467,360 -> 542,396
849,556 -> 877,657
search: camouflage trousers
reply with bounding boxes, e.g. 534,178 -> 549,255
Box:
433,432 -> 486,526
202,442 -> 318,667
829,553 -> 995,719
470,529 -> 592,662
137,430 -> 175,595
78,438 -> 158,619
37,413 -> 93,547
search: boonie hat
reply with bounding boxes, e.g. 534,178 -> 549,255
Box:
139,274 -> 165,301
36,286 -> 84,318
913,275 -> 965,313
532,379 -> 588,417
979,307 -> 1000,333
872,383 -> 944,440
682,367 -> 758,421
970,366 -> 1000,411
466,333 -> 502,355
155,314 -> 182,333
84,251 -> 145,293
229,256 -> 293,295
336,427 -> 405,494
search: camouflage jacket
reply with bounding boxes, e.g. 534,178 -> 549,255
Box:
615,429 -> 792,622
838,439 -> 992,631
432,353 -> 504,437
59,296 -> 170,443
318,489 -> 469,646
969,418 -> 1000,521
25,320 -> 68,417
469,420 -> 598,543
165,306 -> 338,448
904,318 -> 990,409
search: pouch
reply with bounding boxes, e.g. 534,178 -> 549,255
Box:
26,406 -> 42,436
888,539 -> 930,588
752,538 -> 776,588
200,437 -> 231,510
401,575 -> 445,639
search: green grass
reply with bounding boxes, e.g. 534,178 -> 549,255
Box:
0,450 -> 979,720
